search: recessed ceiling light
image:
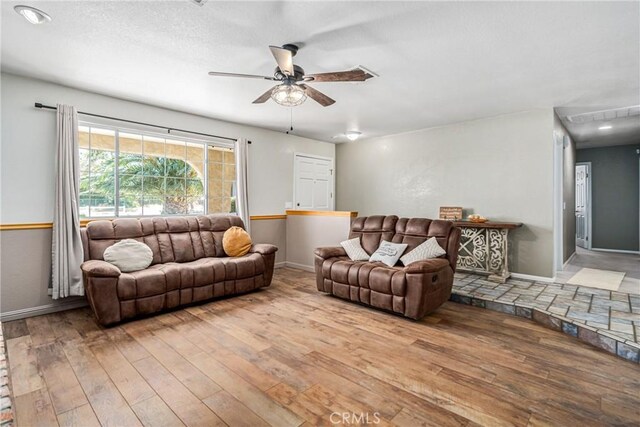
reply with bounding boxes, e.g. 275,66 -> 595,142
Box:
598,125 -> 612,130
345,131 -> 362,141
14,5 -> 51,24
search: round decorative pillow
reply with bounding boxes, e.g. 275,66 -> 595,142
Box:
103,239 -> 153,272
223,226 -> 252,257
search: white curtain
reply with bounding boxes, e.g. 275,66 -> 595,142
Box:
235,138 -> 250,233
52,104 -> 84,298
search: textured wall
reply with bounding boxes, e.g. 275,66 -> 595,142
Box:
336,110 -> 555,277
250,218 -> 287,265
577,144 -> 640,251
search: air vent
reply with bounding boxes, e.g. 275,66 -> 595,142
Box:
566,105 -> 640,123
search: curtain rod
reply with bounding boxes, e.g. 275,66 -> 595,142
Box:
34,103 -> 250,144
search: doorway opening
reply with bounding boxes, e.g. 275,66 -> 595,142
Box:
554,107 -> 640,294
292,153 -> 335,211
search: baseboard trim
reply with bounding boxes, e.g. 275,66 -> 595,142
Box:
563,252 -> 577,269
284,262 -> 315,273
274,261 -> 287,269
591,248 -> 640,255
1,299 -> 88,322
510,273 -> 556,283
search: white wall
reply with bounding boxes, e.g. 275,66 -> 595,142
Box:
1,72 -> 334,223
336,109 -> 555,278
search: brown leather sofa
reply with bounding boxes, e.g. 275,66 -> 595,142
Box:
314,216 -> 460,320
80,215 -> 277,326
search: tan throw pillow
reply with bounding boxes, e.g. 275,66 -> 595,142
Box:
223,226 -> 252,257
103,239 -> 153,272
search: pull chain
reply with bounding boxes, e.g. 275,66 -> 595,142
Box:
285,107 -> 293,134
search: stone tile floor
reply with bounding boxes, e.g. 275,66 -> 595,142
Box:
452,272 -> 640,363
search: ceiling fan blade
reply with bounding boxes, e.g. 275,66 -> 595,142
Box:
305,69 -> 373,82
252,86 -> 276,104
269,46 -> 294,76
208,71 -> 276,81
299,84 -> 335,107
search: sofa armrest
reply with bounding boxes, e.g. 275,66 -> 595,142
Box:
403,258 -> 450,274
249,243 -> 278,256
314,246 -> 347,259
81,260 -> 121,278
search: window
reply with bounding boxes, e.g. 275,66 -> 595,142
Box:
79,124 -> 236,218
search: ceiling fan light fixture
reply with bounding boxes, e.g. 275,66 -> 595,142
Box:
14,5 -> 51,24
271,84 -> 307,107
345,131 -> 362,141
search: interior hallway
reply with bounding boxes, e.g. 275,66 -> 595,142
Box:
557,247 -> 640,295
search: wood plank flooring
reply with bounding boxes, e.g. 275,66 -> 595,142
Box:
4,268 -> 640,426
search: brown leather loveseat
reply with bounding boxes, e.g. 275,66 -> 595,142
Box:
314,216 -> 460,320
81,215 -> 276,326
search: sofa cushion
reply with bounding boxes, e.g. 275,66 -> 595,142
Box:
349,216 -> 398,255
176,253 -> 266,289
340,238 -> 370,261
220,253 -> 266,279
369,240 -> 408,267
178,258 -> 226,288
223,226 -> 252,257
117,263 -> 182,299
103,239 -> 153,272
393,217 -> 453,258
400,237 -> 446,266
197,215 -> 246,257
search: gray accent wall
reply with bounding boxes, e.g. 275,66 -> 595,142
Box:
576,144 -> 640,251
336,109 -> 556,278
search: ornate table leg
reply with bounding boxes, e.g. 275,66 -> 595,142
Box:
456,227 -> 487,272
488,228 -> 510,283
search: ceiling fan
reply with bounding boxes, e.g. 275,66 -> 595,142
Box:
208,44 -> 374,107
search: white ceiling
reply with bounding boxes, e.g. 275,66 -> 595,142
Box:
2,1 -> 639,143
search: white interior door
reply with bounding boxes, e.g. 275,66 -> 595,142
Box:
294,154 -> 333,210
575,163 -> 590,249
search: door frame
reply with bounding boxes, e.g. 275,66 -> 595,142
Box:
292,152 -> 335,211
576,161 -> 592,250
553,132 -> 565,272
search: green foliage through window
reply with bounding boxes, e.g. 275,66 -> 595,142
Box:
79,126 -> 236,218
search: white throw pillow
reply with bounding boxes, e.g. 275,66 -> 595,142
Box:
340,237 -> 370,261
369,240 -> 408,267
400,237 -> 447,266
103,239 -> 153,272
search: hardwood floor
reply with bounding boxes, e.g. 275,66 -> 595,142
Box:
4,268 -> 640,426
